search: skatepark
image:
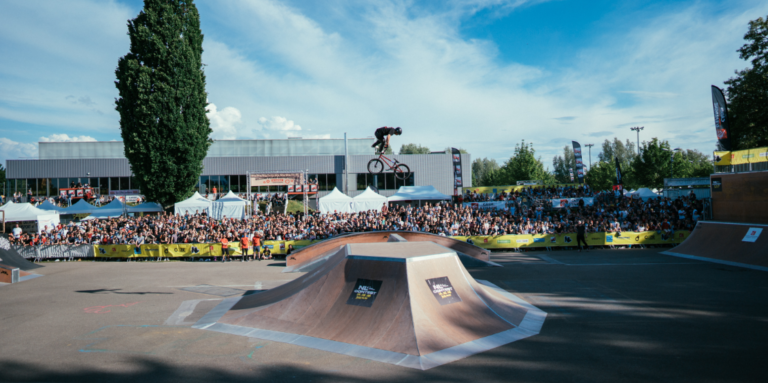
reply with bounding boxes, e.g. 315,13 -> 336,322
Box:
2,240 -> 767,382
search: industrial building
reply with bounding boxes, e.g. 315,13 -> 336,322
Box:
4,138 -> 471,201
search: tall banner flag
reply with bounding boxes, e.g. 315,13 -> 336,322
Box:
711,85 -> 731,151
572,141 -> 584,184
615,157 -> 623,185
451,148 -> 463,195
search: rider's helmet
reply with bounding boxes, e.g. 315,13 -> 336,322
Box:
394,127 -> 402,135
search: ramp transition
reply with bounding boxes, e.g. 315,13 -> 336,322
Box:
662,221 -> 768,271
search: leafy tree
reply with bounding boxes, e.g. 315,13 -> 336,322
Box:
584,160 -> 616,192
597,138 -> 636,170
471,157 -> 500,186
628,138 -> 686,188
552,145 -> 575,183
115,0 -> 212,207
399,143 -> 430,154
499,140 -> 553,184
724,14 -> 768,150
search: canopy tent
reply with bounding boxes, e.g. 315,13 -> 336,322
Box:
127,202 -> 164,214
37,199 -> 68,213
174,192 -> 212,216
627,187 -> 660,201
211,191 -> 248,219
318,187 -> 354,214
0,202 -> 60,232
92,199 -> 126,218
387,186 -> 452,202
352,187 -> 388,212
62,199 -> 97,215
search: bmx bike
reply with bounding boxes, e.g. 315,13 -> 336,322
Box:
367,150 -> 411,180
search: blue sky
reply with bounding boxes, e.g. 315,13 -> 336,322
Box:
1,0 -> 767,168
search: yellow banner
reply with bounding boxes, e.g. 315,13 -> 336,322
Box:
465,184 -> 579,194
93,231 -> 691,257
749,147 -> 768,163
714,151 -> 731,165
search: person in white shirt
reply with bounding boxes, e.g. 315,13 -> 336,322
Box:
12,224 -> 22,238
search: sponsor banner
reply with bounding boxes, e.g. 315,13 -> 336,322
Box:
109,190 -> 141,196
615,157 -> 623,185
452,148 -> 463,194
714,150 -> 731,166
453,231 -> 687,248
13,245 -> 94,259
346,279 -> 383,307
466,184 -> 579,194
743,228 -> 762,243
287,185 -> 294,192
426,277 -> 462,305
751,147 -> 768,163
572,141 -> 584,184
711,85 -> 731,151
551,198 -> 595,208
94,245 -> 136,258
251,178 -> 296,186
605,231 -> 689,245
463,201 -> 507,210
711,177 -> 722,192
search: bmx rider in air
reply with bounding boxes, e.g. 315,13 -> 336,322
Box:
372,126 -> 402,153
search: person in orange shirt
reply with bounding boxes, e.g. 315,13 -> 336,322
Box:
220,236 -> 229,262
252,232 -> 262,261
240,234 -> 250,262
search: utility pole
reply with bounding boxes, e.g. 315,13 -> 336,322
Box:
585,144 -> 594,170
630,126 -> 644,154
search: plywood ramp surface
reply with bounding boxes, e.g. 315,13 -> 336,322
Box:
664,222 -> 768,269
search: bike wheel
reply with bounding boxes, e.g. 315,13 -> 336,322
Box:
394,164 -> 411,180
367,158 -> 385,174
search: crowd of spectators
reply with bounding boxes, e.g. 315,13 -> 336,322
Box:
5,188 -> 707,249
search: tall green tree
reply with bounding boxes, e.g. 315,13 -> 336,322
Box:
584,160 -> 616,192
500,140 -> 553,184
597,137 -> 636,170
471,157 -> 500,186
629,138 -> 688,188
552,145 -> 575,183
115,0 -> 212,207
399,143 -> 430,154
724,14 -> 768,150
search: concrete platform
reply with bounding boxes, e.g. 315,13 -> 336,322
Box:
1,249 -> 767,382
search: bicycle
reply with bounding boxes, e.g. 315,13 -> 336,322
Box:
367,149 -> 411,180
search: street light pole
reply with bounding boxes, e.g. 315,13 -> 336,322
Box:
585,144 -> 594,170
630,126 -> 644,154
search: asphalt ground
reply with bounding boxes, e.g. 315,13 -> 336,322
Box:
1,248 -> 766,383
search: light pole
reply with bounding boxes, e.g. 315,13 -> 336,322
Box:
585,143 -> 594,170
630,126 -> 644,154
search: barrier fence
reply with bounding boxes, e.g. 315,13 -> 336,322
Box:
12,231 -> 690,259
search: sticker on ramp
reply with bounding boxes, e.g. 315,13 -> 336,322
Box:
426,277 -> 462,305
346,279 -> 383,307
742,228 -> 763,243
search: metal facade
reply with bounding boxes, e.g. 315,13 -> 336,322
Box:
6,153 -> 472,197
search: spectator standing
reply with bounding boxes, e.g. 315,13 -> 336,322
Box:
220,236 -> 229,262
240,233 -> 250,262
27,189 -> 32,202
576,220 -> 588,252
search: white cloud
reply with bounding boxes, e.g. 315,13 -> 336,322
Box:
39,134 -> 96,142
206,103 -> 243,139
0,137 -> 38,165
258,116 -> 302,131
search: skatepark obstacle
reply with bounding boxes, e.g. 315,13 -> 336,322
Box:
663,221 -> 768,271
194,240 -> 545,370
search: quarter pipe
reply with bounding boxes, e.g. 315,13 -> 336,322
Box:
662,221 -> 768,271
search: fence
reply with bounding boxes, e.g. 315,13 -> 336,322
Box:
13,230 -> 690,259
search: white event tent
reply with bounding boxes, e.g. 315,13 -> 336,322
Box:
63,199 -> 97,215
174,192 -> 212,216
387,186 -> 452,202
352,187 -> 388,213
318,187 -> 354,214
0,202 -> 60,232
211,191 -> 248,219
627,187 -> 660,201
127,202 -> 164,214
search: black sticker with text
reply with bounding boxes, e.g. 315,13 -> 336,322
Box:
426,277 -> 462,305
346,279 -> 383,307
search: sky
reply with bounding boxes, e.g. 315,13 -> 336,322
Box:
1,0 -> 767,169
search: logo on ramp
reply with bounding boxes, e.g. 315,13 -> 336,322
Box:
346,279 -> 383,307
426,277 -> 462,306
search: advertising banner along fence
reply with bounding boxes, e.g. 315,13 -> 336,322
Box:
550,198 -> 595,208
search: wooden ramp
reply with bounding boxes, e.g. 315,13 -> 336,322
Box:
194,241 -> 545,370
662,221 -> 768,271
